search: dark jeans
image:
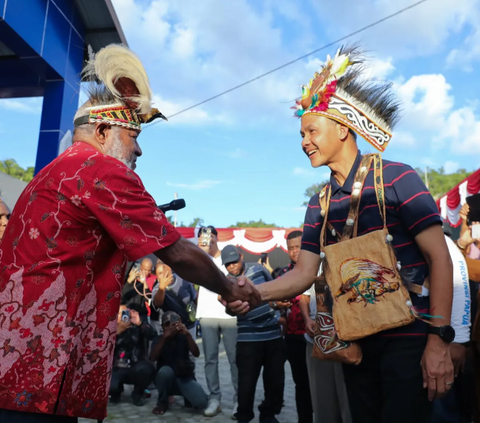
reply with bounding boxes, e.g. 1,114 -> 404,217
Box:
0,409 -> 77,422
109,360 -> 155,400
236,337 -> 285,422
285,334 -> 313,423
155,365 -> 208,409
343,336 -> 431,423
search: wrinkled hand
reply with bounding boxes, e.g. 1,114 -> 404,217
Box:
304,317 -> 316,338
450,343 -> 466,377
459,203 -> 470,222
219,275 -> 262,315
421,335 -> 454,401
117,319 -> 131,335
129,309 -> 142,326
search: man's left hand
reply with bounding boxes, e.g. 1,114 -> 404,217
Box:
174,322 -> 189,335
421,334 -> 455,401
220,275 -> 261,315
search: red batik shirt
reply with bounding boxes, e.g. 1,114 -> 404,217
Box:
277,263 -> 305,335
0,142 -> 180,419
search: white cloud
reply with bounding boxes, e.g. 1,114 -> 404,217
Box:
444,161 -> 459,174
0,98 -> 42,114
166,179 -> 221,190
396,74 -> 453,130
365,57 -> 395,80
392,131 -> 416,147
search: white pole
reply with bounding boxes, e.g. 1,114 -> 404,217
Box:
174,192 -> 178,228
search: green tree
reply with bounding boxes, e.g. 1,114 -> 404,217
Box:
228,219 -> 278,228
302,181 -> 328,206
188,217 -> 204,228
0,159 -> 34,182
415,167 -> 473,200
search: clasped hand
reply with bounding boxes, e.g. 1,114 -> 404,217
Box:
219,275 -> 262,315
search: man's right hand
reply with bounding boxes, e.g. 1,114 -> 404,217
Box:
127,268 -> 139,283
220,275 -> 262,315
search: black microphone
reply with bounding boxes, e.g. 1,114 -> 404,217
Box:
157,199 -> 186,214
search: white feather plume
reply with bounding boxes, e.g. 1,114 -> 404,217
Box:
83,44 -> 152,115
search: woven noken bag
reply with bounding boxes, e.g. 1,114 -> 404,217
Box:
319,154 -> 414,342
312,273 -> 362,365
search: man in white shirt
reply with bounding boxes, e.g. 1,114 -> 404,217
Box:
196,226 -> 239,418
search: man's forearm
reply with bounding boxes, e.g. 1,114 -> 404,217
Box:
257,267 -> 315,302
150,336 -> 167,361
155,237 -> 233,298
428,256 -> 453,326
153,287 -> 166,308
186,333 -> 200,357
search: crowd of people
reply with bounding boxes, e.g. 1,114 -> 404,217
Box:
1,42 -> 480,423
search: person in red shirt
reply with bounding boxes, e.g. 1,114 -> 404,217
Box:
0,45 -> 260,423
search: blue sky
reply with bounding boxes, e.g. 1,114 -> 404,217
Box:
1,0 -> 480,228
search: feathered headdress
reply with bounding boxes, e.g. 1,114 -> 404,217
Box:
293,47 -> 400,152
74,44 -> 167,131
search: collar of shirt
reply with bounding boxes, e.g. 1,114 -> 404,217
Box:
329,149 -> 363,196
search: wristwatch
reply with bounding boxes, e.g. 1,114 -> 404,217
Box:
427,325 -> 455,343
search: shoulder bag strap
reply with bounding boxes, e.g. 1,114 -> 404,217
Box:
341,155 -> 374,241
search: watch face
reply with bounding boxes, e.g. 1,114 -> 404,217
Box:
441,325 -> 455,343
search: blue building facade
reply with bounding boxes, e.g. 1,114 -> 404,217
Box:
0,0 -> 126,173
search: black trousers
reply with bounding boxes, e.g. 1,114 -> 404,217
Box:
109,360 -> 155,400
0,409 -> 77,422
285,334 -> 313,423
236,338 -> 285,422
343,336 -> 431,423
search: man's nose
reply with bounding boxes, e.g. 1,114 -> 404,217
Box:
135,141 -> 143,157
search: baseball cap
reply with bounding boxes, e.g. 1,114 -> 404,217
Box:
162,311 -> 180,325
221,245 -> 241,266
198,225 -> 218,237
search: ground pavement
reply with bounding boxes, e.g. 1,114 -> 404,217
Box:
80,338 -> 298,423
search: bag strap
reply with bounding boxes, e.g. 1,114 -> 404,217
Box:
341,155 -> 374,241
319,184 -> 332,251
373,153 -> 387,231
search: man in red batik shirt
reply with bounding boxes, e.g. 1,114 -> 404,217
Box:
0,44 -> 260,423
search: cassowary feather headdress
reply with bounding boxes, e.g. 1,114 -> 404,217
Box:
74,44 -> 167,132
293,46 -> 400,152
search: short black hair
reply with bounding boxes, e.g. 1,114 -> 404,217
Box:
287,230 -> 303,240
198,225 -> 218,237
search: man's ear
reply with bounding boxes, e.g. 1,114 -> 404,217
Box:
336,123 -> 350,141
95,123 -> 111,146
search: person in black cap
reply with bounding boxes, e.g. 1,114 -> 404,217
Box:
150,311 -> 208,416
221,245 -> 285,423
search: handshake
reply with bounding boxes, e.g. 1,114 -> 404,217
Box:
218,275 -> 263,315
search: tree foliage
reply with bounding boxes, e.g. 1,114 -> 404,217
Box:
228,219 -> 278,228
414,167 -> 473,200
0,159 -> 34,182
302,181 -> 329,206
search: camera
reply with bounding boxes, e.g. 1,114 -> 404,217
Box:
260,252 -> 268,265
121,309 -> 130,322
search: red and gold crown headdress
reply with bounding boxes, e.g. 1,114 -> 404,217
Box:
74,44 -> 167,132
293,47 -> 400,152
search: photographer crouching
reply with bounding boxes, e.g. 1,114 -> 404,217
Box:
109,304 -> 157,406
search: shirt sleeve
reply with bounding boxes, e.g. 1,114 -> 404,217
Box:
390,164 -> 441,238
301,194 -> 322,255
83,161 -> 181,261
